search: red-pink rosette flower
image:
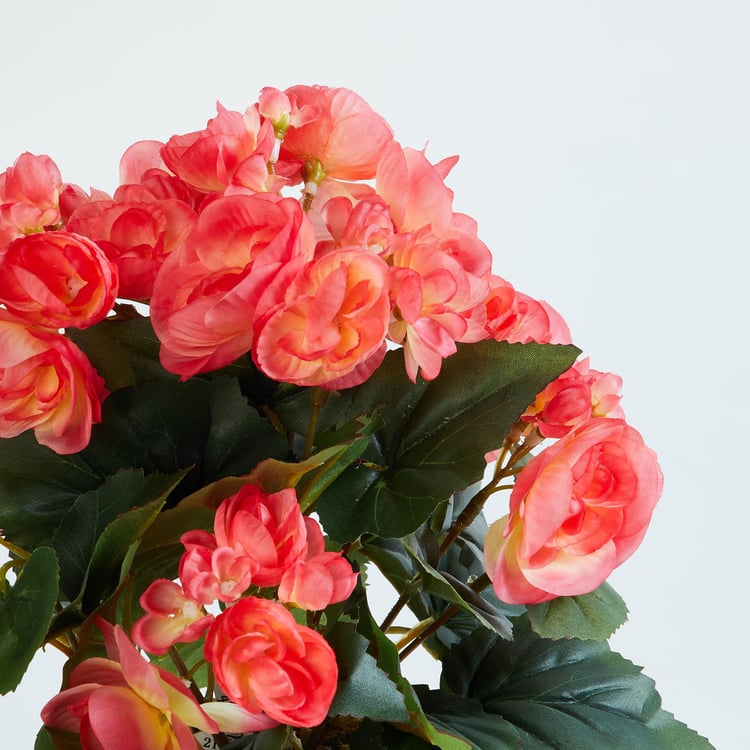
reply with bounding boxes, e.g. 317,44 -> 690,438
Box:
387,229 -> 491,381
68,192 -> 197,300
485,274 -> 571,345
280,85 -> 394,181
522,357 -> 624,438
0,230 -> 117,329
161,104 -> 275,193
484,418 -> 663,604
150,193 -> 314,378
205,597 -> 338,728
0,311 -> 107,453
0,152 -> 62,245
212,484 -> 309,588
253,247 -> 391,388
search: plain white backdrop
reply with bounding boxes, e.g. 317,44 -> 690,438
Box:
1,1 -> 748,747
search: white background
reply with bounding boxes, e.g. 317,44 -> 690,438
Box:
1,1 -> 748,747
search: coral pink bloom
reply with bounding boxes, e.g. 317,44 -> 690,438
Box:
315,193 -> 394,256
161,104 -> 275,193
205,597 -> 338,728
376,142 -> 458,236
0,152 -> 62,244
131,579 -> 213,655
387,231 -> 490,381
0,311 -> 106,453
212,485 -> 309,588
150,193 -> 314,378
523,357 -> 624,438
0,230 -> 118,329
279,551 -> 358,611
253,247 -> 391,388
179,530 -> 257,605
280,85 -> 394,181
278,519 -> 358,610
68,194 -> 197,300
484,418 -> 663,604
42,621 -> 271,748
485,274 -> 571,345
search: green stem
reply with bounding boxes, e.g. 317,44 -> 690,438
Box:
379,575 -> 421,633
301,388 -> 328,460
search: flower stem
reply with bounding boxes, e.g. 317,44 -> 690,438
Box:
301,388 -> 328,460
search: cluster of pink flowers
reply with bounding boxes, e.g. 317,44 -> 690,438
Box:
0,85 -> 572,457
43,484 -> 356,744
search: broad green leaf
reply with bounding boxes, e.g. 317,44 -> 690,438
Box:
526,582 -> 628,641
34,727 -> 56,750
0,547 -> 59,694
52,469 -> 186,600
317,341 -> 579,542
328,621 -> 409,722
67,314 -> 171,390
436,622 -> 715,749
82,497 -> 167,610
0,377 -> 289,550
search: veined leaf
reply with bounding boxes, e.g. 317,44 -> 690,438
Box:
0,547 -> 59,694
317,341 -> 579,542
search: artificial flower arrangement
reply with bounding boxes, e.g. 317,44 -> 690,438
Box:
0,85 -> 714,750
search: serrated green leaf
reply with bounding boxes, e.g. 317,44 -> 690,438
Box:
82,497 -> 167,610
328,621 -> 409,722
0,546 -> 59,694
526,582 -> 628,641
52,469 -> 186,600
318,341 -> 579,542
436,621 -> 715,749
33,727 -> 57,750
67,314 -> 172,390
0,377 -> 289,551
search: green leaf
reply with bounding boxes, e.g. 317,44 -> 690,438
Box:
33,727 -> 57,750
0,377 -> 289,550
67,314 -> 172,390
526,582 -> 629,641
82,497 -> 168,610
435,621 -> 715,749
328,621 -> 409,722
0,547 -> 59,694
317,341 -> 579,542
52,469 -> 186,600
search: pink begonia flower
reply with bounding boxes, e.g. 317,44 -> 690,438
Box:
484,418 -> 663,604
280,85 -> 394,181
211,484 -> 310,588
205,597 -> 338,728
522,357 -> 625,438
68,193 -> 197,300
376,142 -> 458,236
42,620 -> 271,748
0,152 -> 62,245
130,579 -> 213,655
0,311 -> 106,453
278,551 -> 359,611
387,230 -> 491,381
278,518 -> 358,610
0,230 -> 118,330
315,192 -> 395,256
161,103 -> 275,193
150,193 -> 314,378
253,247 -> 391,388
179,530 -> 257,604
484,274 -> 572,345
